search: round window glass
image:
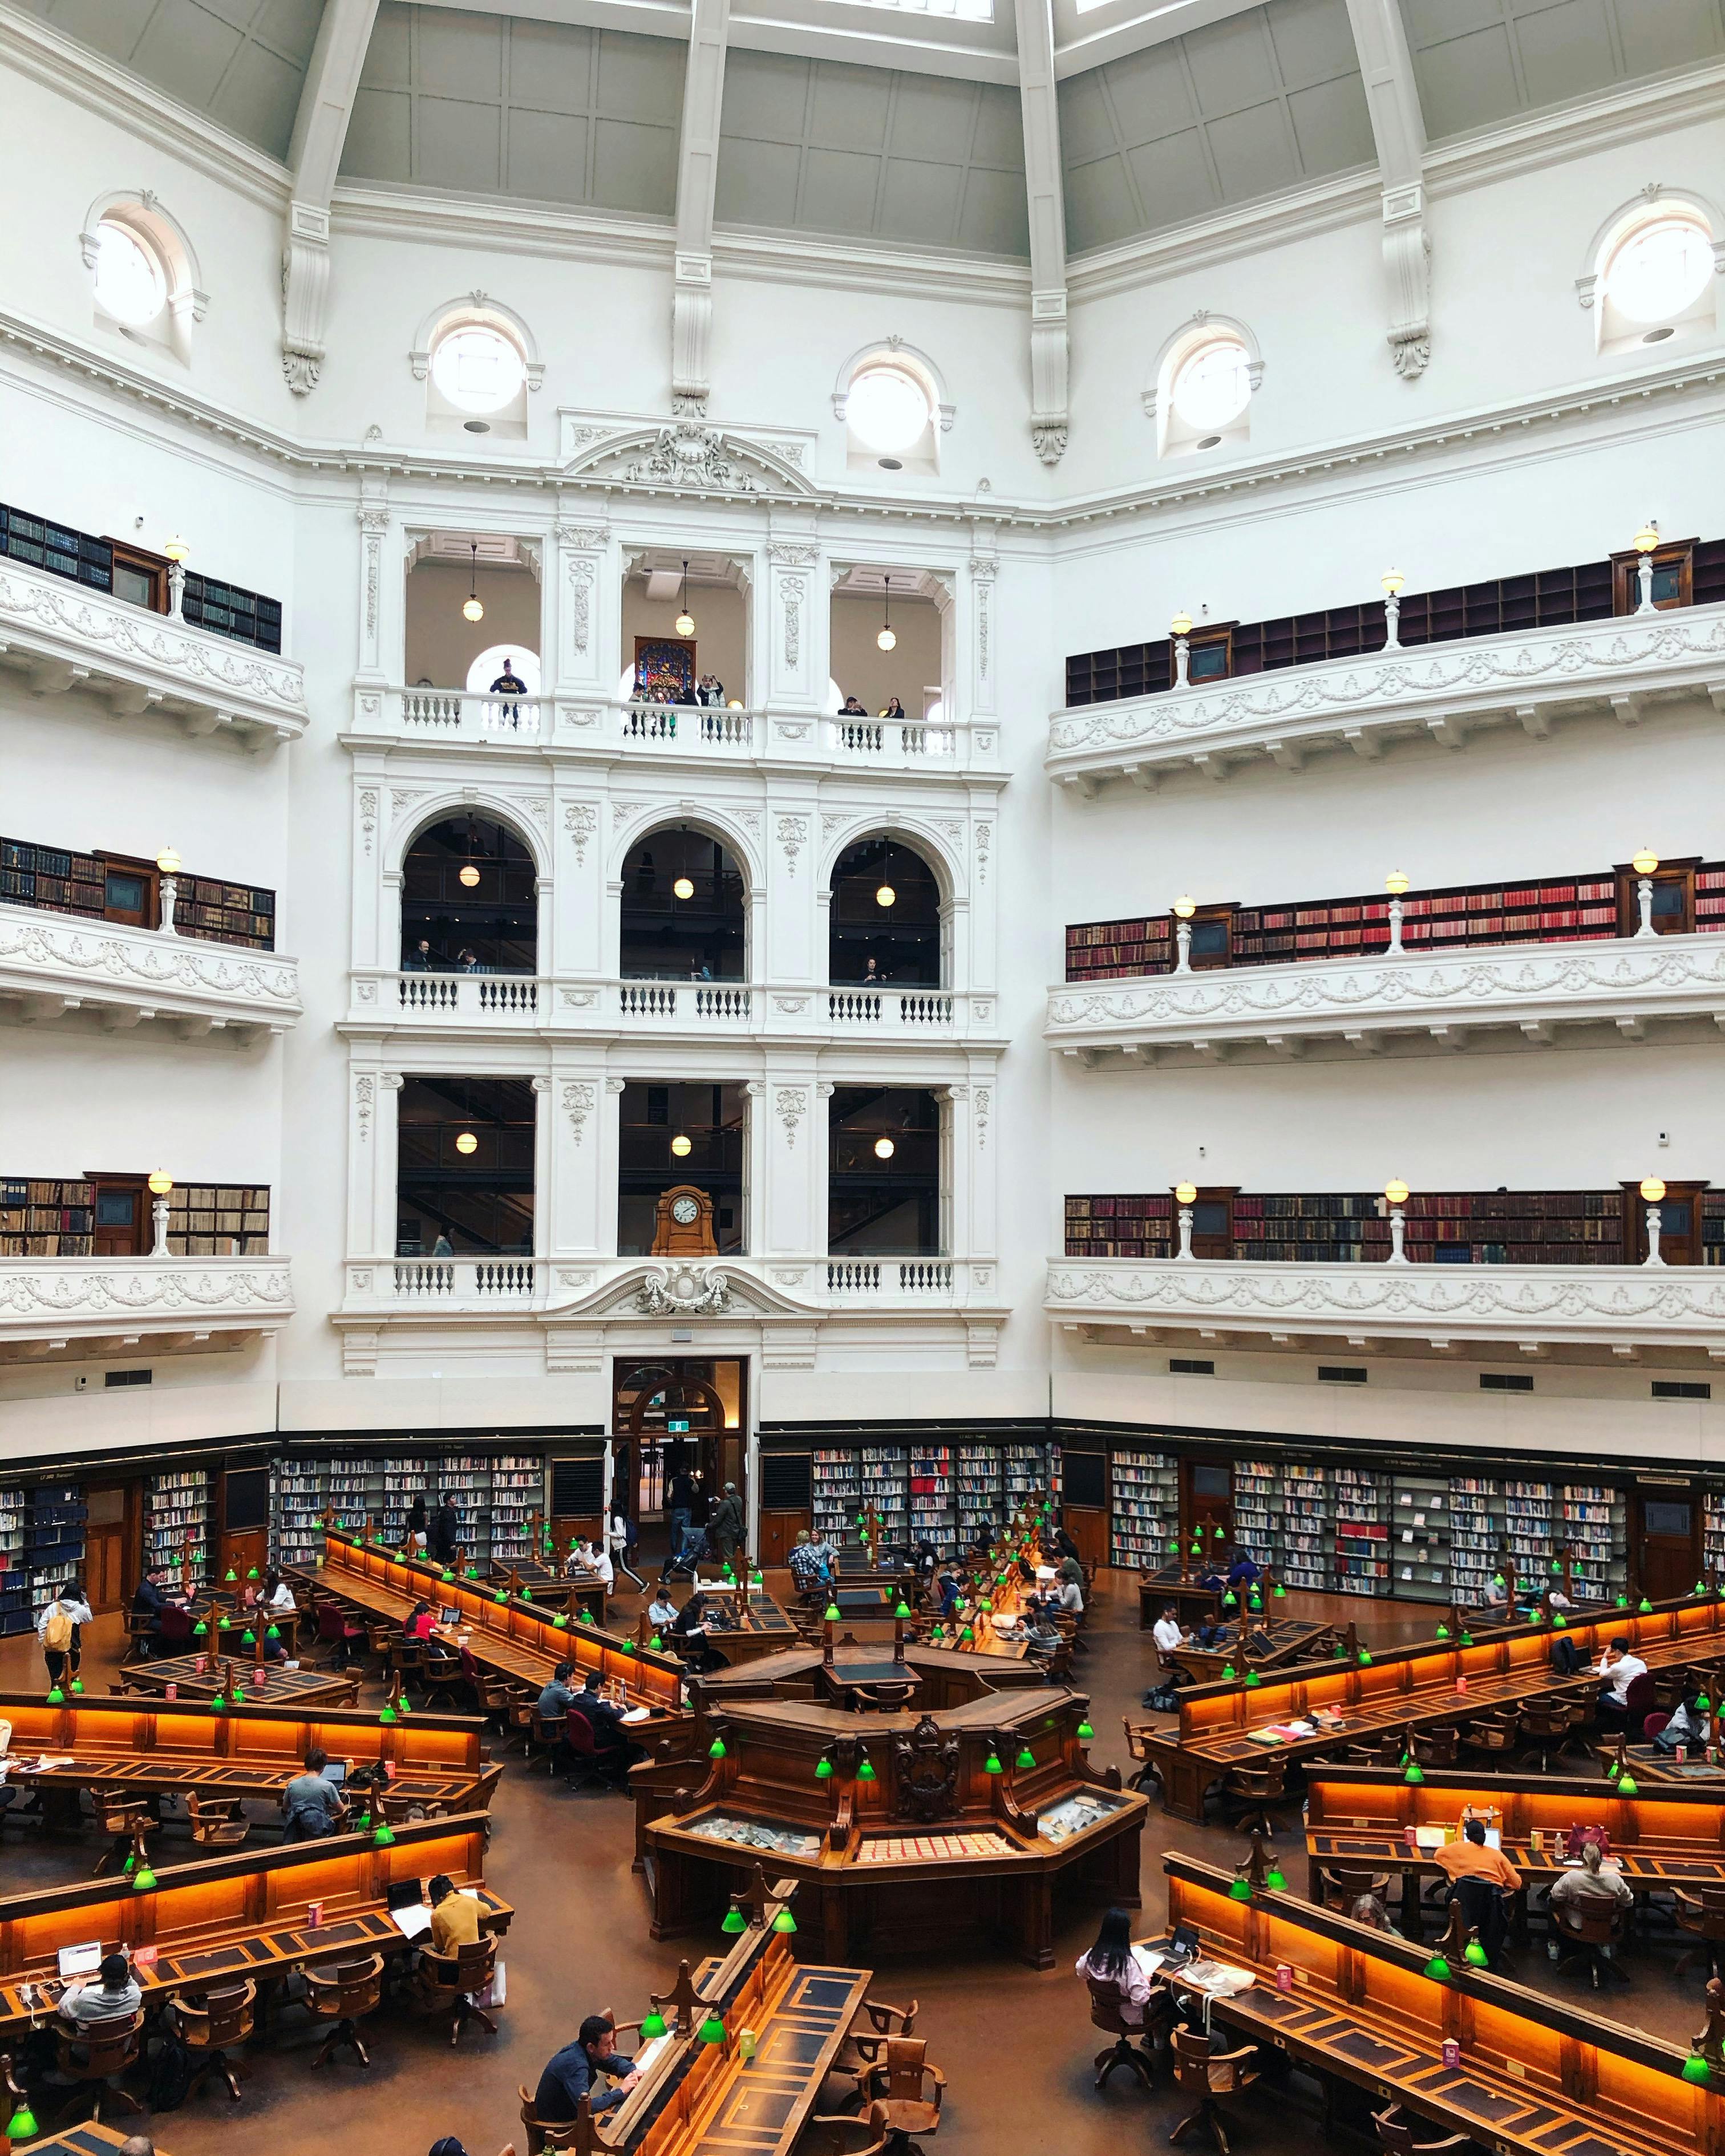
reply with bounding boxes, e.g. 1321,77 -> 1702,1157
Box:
1171,338 -> 1252,432
847,364 -> 933,455
431,324 -> 527,414
1606,217 -> 1714,325
94,221 -> 166,327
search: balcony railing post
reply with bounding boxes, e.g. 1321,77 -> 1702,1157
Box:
1645,1204 -> 1665,1267
158,873 -> 178,936
151,1197 -> 171,1257
1175,920 -> 1193,974
1635,876 -> 1657,939
1386,1206 -> 1408,1265
1175,1206 -> 1194,1262
1386,894 -> 1404,955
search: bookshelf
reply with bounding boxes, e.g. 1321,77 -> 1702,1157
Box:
1065,916 -> 1174,983
1335,1468 -> 1390,1596
1448,1479 -> 1506,1603
270,1460 -> 328,1571
957,1442 -> 1003,1546
1706,1496 -> 1725,1582
164,1184 -> 271,1257
859,1446 -> 910,1547
144,1469 -> 212,1588
0,1485 -> 26,1636
1233,1195 -> 1376,1263
269,1451 -> 544,1570
812,1449 -> 860,1544
1064,1193 -> 1174,1259
1391,1472 -> 1450,1602
0,832 -> 275,950
1109,1451 -> 1179,1569
1704,1192 -> 1724,1266
1503,1480 -> 1557,1580
909,1444 -> 956,1557
181,570 -> 284,656
0,1179 -> 95,1257
1561,1484 -> 1627,1600
1280,1465 -> 1332,1591
27,1485 -> 85,1585
491,1455 -> 544,1560
379,1457 -> 431,1547
1063,536 -> 1725,708
1233,1458 -> 1279,1567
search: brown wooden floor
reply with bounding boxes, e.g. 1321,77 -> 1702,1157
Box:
0,1570 -> 1704,2156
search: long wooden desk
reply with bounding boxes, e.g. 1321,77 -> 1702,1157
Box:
1159,1853 -> 1719,2156
119,1654 -> 358,1707
0,1688 -> 499,1826
1140,1569 -> 1226,1630
0,1811 -> 508,2040
487,1555 -> 608,1618
1305,1763 -> 1725,1934
642,1687 -> 1141,1967
1145,1591 -> 1725,1818
1166,1618 -> 1336,1685
295,1530 -> 687,1721
599,1888 -> 870,2156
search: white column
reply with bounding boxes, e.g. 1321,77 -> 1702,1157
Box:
966,1054 -> 998,1266
967,543 -> 997,724
940,1084 -> 971,1261
350,760 -> 387,972
1344,0 -> 1431,377
550,516 -> 614,698
551,776 -> 608,980
671,0 -> 732,410
1013,0 -> 1070,463
761,1063 -> 820,1255
281,0 -> 380,392
600,1076 -> 628,1256
766,531 -> 823,715
548,1062 -> 606,1256
761,785 -> 816,985
531,1075 -> 552,1259
746,1080 -> 770,1258
355,481 -> 392,684
349,1066 -> 401,1257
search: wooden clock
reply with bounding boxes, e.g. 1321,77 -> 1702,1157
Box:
652,1184 -> 717,1257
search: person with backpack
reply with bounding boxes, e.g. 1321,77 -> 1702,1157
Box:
37,1582 -> 91,1691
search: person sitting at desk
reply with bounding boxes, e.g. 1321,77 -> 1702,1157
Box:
428,1871 -> 481,1956
404,1600 -> 438,1642
646,1587 -> 678,1634
1656,1686 -> 1713,1754
1546,1842 -> 1631,1960
1049,1522 -> 1083,1566
669,1591 -> 719,1671
1482,1574 -> 1510,1613
1434,1818 -> 1520,1893
1074,1906 -> 1158,2030
1022,1610 -> 1063,1656
934,1571 -> 961,1620
1053,1574 -> 1085,1618
1226,1549 -> 1261,1588
538,1660 -> 577,1720
262,1569 -> 296,1612
1596,1637 -> 1649,1725
284,1748 -> 347,1839
60,1952 -> 141,2027
576,1670 -> 647,1764
535,2015 -> 642,2121
1350,1892 -> 1395,1933
1056,1554 -> 1086,1588
576,1537 -> 614,1591
789,1531 -> 831,1596
131,1565 -> 177,1655
1152,1604 -> 1189,1661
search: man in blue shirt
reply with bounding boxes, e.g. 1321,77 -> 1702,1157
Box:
537,1660 -> 576,1720
283,1748 -> 346,1839
535,2016 -> 642,2121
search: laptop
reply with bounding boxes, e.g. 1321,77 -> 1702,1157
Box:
440,1607 -> 460,1624
321,1760 -> 347,1787
58,1942 -> 103,1979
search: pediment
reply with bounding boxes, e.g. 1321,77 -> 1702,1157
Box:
561,416 -> 817,499
542,1261 -> 820,1322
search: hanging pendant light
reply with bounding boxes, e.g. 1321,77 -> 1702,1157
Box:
460,822 -> 481,887
462,541 -> 484,623
877,574 -> 896,652
675,559 -> 695,639
875,844 -> 896,909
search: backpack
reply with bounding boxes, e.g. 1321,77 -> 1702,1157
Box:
42,1604 -> 72,1653
148,2029 -> 195,2112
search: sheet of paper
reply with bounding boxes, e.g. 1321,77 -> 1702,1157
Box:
621,1706 -> 651,1724
390,1904 -> 433,1939
1132,1946 -> 1166,1975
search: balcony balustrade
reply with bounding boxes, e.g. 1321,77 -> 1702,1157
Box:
342,1253 -> 991,1314
0,904 -> 301,1035
0,1254 -> 294,1351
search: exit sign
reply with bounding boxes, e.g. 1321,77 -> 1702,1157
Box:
667,1417 -> 690,1434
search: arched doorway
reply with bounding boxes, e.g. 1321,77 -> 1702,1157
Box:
613,1357 -> 747,1559
620,824 -> 747,981
829,836 -> 941,985
401,813 -> 537,973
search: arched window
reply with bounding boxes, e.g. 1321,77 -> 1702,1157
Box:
829,837 -> 942,987
400,814 -> 537,974
1147,315 -> 1262,460
835,344 -> 949,475
619,826 -> 747,983
1583,197 -> 1720,354
828,1087 -> 942,1256
414,299 -> 542,437
81,194 -> 205,363
464,646 -> 542,696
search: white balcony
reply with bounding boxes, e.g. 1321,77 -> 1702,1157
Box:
0,1255 -> 294,1354
0,557 -> 307,751
343,1254 -> 997,1314
1045,1256 -> 1725,1360
1046,933 -> 1725,1061
346,687 -> 999,775
0,904 -> 301,1037
344,974 -> 1002,1045
1046,603 -> 1725,792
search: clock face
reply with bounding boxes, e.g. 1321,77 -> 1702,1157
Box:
671,1195 -> 700,1226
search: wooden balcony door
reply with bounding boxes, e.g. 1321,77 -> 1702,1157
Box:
1183,1460 -> 1233,1560
91,1176 -> 150,1256
1622,1180 -> 1707,1266
1635,1488 -> 1700,1604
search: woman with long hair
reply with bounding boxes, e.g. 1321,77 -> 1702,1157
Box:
1075,1905 -> 1156,2026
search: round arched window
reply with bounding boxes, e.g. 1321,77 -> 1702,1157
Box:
1605,213 -> 1714,326
92,220 -> 167,327
1170,336 -> 1253,433
847,363 -> 934,455
431,322 -> 527,414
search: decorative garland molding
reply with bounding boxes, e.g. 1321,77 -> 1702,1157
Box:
0,1256 -> 294,1343
0,906 -> 302,1034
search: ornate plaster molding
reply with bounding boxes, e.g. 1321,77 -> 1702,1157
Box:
0,907 -> 302,1032
0,1257 -> 294,1341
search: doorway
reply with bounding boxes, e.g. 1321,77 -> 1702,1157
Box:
1635,1488 -> 1699,1603
84,1483 -> 136,1612
1183,1460 -> 1233,1558
91,1176 -> 150,1257
612,1358 -> 748,1558
1622,1180 -> 1707,1266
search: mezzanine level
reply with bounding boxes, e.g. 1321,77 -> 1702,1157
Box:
346,686 -> 1000,777
1045,601 -> 1725,793
0,554 -> 306,752
0,1254 -> 294,1357
345,971 -> 1001,1046
0,904 -> 300,1037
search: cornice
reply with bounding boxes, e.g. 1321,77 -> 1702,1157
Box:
330,181 -> 675,273
1066,166 -> 1380,301
711,224 -> 1031,306
0,4 -> 289,214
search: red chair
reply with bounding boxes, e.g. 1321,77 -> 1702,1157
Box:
1643,1711 -> 1672,1744
563,1705 -> 629,1797
314,1601 -> 366,1667
156,1603 -> 194,1654
1621,1672 -> 1657,1723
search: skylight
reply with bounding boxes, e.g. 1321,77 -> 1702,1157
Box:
831,0 -> 994,20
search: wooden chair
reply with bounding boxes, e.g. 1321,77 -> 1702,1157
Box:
1407,1725 -> 1460,1769
1317,1865 -> 1391,1915
1372,2105 -> 1470,2154
119,1613 -> 155,1667
505,1692 -> 539,1756
419,1647 -> 468,1710
90,1792 -> 153,1875
185,1792 -> 250,1849
1168,2024 -> 1260,2154
303,1950 -> 385,2067
1460,1711 -> 1517,1766
1516,1703 -> 1575,1774
174,1979 -> 256,2102
52,2011 -> 145,2124
834,1997 -> 918,2085
376,1785 -> 435,1826
411,1935 -> 500,2046
797,2102 -> 892,2156
1675,1888 -> 1725,1984
1086,1974 -> 1156,2092
517,2088 -> 604,2155
1217,1760 -> 1290,1840
852,2037 -> 945,2152
1551,1896 -> 1629,1989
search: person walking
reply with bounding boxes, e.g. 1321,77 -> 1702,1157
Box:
666,1465 -> 695,1562
609,1500 -> 645,1591
708,1481 -> 744,1564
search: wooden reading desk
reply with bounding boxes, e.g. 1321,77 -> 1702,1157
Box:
593,1882 -> 871,2156
642,1687 -> 1141,1967
0,1810 -> 508,2041
1145,1591 -> 1725,1819
293,1530 -> 687,1724
0,1687 -> 499,1827
487,1556 -> 608,1619
119,1655 -> 359,1708
1165,1618 -> 1335,1685
678,1582 -> 800,1668
1153,1852 -> 1719,2156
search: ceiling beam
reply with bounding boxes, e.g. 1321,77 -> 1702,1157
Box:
673,0 -> 732,412
1343,0 -> 1431,379
282,0 -> 382,395
1014,0 -> 1070,465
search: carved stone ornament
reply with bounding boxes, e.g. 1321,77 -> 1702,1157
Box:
892,1716 -> 961,1822
564,419 -> 814,499
1032,422 -> 1068,466
634,1264 -> 731,1316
